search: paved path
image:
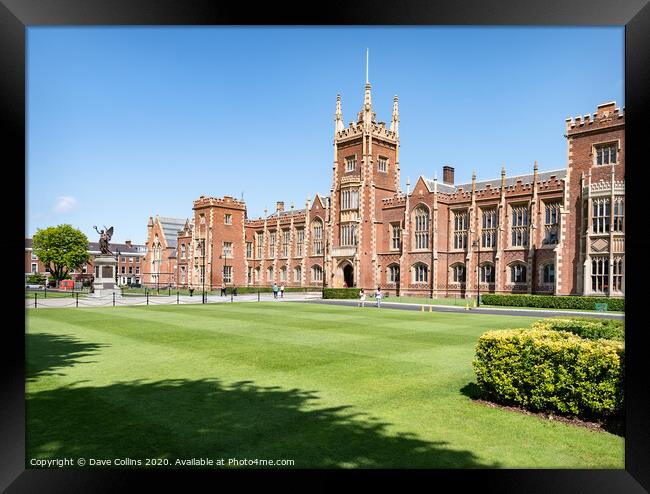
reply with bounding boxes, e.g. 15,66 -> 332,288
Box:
298,299 -> 625,319
25,292 -> 322,309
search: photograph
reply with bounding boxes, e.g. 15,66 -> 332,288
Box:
21,25 -> 629,472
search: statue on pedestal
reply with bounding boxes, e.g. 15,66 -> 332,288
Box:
94,225 -> 114,255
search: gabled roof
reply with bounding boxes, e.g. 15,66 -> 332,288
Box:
157,216 -> 186,248
267,208 -> 307,219
312,193 -> 330,208
422,168 -> 566,194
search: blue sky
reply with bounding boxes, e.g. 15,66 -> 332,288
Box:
26,26 -> 624,245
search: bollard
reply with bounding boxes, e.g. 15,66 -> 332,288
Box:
146,292 -> 149,306
231,291 -> 233,303
169,287 -> 171,296
44,287 -> 47,299
34,292 -> 37,308
258,289 -> 260,302
177,291 -> 180,304
113,292 -> 116,307
76,292 -> 79,308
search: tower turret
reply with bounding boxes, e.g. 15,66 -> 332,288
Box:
390,95 -> 399,135
335,94 -> 344,134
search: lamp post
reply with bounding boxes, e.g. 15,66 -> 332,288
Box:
155,250 -> 160,294
397,227 -> 402,298
221,249 -> 230,296
322,239 -> 328,293
201,238 -> 206,304
473,239 -> 480,307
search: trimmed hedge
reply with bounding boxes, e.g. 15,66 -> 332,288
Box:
323,288 -> 362,299
481,293 -> 624,312
531,317 -> 624,341
473,329 -> 624,418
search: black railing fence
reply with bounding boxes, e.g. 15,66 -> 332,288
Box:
26,289 -> 321,309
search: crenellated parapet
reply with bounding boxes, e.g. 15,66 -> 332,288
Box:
336,122 -> 364,141
335,121 -> 398,143
193,195 -> 246,210
588,179 -> 625,193
473,186 -> 502,200
381,194 -> 407,208
424,168 -> 566,204
245,211 -> 307,229
370,122 -> 398,141
565,102 -> 624,134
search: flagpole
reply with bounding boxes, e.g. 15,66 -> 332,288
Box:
365,48 -> 369,84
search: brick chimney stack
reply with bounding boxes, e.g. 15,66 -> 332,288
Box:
125,240 -> 132,246
443,166 -> 455,185
276,201 -> 284,212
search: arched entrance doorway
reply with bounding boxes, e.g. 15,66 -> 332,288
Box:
343,264 -> 354,288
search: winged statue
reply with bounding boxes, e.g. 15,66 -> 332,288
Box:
94,225 -> 114,255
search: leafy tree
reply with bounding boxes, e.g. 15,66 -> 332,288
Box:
32,225 -> 90,283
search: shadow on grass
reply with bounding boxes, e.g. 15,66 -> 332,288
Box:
459,382 -> 484,400
27,378 -> 500,468
26,333 -> 108,382
460,382 -> 624,437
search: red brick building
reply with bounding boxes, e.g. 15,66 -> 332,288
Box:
142,215 -> 186,288
25,238 -> 146,286
162,82 -> 624,298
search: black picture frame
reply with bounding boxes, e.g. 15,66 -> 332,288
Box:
4,0 -> 649,491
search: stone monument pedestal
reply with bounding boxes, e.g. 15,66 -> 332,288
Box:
90,255 -> 119,298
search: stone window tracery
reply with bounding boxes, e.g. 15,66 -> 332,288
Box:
414,206 -> 429,250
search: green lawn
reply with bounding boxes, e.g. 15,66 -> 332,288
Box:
26,302 -> 624,468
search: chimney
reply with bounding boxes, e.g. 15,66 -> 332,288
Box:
276,201 -> 284,212
443,166 -> 455,185
125,240 -> 132,246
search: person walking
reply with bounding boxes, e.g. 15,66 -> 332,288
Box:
221,282 -> 226,297
375,287 -> 382,308
280,283 -> 285,298
273,283 -> 279,300
358,288 -> 366,308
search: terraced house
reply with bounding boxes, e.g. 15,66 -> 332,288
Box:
144,80 -> 624,298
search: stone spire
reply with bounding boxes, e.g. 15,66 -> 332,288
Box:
335,94 -> 344,133
361,82 -> 373,124
390,95 -> 399,135
501,166 -> 506,189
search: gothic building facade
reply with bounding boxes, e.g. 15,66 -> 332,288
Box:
143,82 -> 625,298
